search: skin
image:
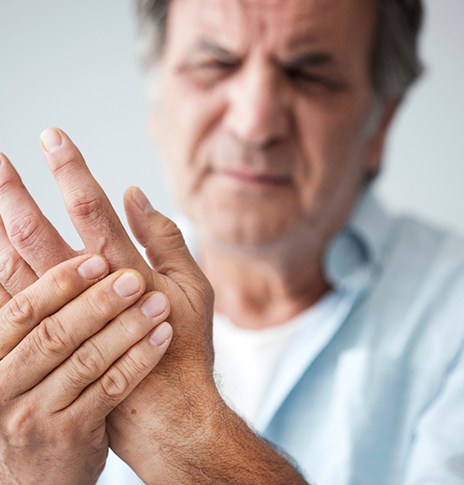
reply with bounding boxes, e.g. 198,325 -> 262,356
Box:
0,0 -> 400,483
153,0 -> 397,328
0,133 -> 306,484
0,254 -> 172,484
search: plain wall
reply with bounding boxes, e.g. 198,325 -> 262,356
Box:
1,0 -> 464,251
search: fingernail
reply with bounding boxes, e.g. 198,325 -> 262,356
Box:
77,255 -> 107,280
132,187 -> 154,213
149,322 -> 172,347
40,128 -> 63,154
113,272 -> 141,297
141,293 -> 167,318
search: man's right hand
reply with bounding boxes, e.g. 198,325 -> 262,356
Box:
0,254 -> 172,485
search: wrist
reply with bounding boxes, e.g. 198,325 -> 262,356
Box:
136,393 -> 233,485
140,401 -> 306,485
108,372 -> 224,482
111,386 -> 306,485
109,364 -> 306,484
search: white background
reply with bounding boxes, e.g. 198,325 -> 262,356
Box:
1,0 -> 463,250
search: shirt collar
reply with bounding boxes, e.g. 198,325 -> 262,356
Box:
323,188 -> 392,292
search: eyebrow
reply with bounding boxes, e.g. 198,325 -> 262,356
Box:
193,39 -> 239,62
191,39 -> 337,71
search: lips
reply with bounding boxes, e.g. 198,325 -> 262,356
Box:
217,169 -> 292,188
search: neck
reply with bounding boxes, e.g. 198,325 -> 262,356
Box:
198,235 -> 330,330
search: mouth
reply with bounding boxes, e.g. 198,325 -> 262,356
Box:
215,169 -> 292,189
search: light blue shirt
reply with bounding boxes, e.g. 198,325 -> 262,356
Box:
99,190 -> 464,484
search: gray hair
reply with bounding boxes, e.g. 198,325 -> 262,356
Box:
134,0 -> 423,100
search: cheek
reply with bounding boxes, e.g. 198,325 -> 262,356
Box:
163,72 -> 227,154
300,96 -> 371,159
294,98 -> 372,205
158,80 -> 226,210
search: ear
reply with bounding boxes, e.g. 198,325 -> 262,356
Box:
364,98 -> 401,176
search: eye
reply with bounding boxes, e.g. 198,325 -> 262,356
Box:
196,59 -> 239,73
286,68 -> 343,92
187,58 -> 240,87
287,68 -> 324,85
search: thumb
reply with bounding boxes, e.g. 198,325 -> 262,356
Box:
124,186 -> 197,277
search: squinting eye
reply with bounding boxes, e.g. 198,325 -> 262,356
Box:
286,69 -> 343,92
197,60 -> 238,72
287,69 -> 323,84
187,60 -> 240,87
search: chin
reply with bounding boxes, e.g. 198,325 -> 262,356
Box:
198,209 -> 299,254
183,185 -> 305,252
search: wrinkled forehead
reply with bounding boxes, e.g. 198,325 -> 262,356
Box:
167,0 -> 376,57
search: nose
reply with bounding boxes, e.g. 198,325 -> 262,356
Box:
224,57 -> 290,148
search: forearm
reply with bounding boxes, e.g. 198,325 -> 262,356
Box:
157,402 -> 308,485
112,385 -> 308,485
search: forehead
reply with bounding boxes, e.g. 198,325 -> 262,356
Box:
167,0 -> 376,56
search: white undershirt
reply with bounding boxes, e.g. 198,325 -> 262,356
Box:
213,295 -> 333,426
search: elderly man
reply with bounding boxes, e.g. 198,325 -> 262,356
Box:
0,0 -> 463,484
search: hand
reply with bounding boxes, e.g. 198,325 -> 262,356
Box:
0,131 -> 308,484
0,131 -> 216,475
0,254 -> 172,484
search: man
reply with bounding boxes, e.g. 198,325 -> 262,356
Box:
0,0 -> 463,484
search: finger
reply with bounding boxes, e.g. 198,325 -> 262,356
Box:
0,283 -> 11,307
39,128 -> 150,279
70,321 -> 172,423
0,254 -> 109,359
1,268 -> 145,397
39,291 -> 170,411
0,216 -> 38,295
0,152 -> 76,276
124,186 -> 199,277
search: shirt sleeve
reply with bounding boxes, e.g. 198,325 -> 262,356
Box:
403,343 -> 464,485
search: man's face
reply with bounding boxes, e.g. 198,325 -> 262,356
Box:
152,0 -> 386,251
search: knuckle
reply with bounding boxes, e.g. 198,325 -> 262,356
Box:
33,315 -> 74,357
45,267 -> 75,296
160,219 -> 186,248
99,348 -> 151,402
86,289 -> 113,318
0,171 -> 16,197
50,153 -> 79,177
4,292 -> 36,328
70,340 -> 106,382
100,366 -> 130,400
4,402 -> 37,443
0,248 -> 28,289
149,213 -> 186,248
158,216 -> 181,236
124,347 -> 152,376
0,246 -> 15,278
8,213 -> 43,250
66,190 -> 105,223
115,313 -> 142,340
